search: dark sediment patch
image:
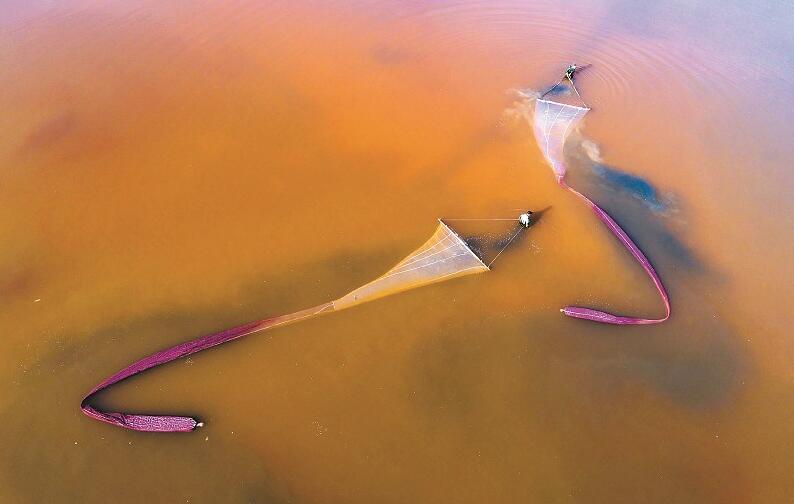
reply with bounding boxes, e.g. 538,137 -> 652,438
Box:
566,137 -> 703,273
0,245 -> 404,503
370,45 -> 415,65
591,163 -> 667,212
18,112 -> 77,155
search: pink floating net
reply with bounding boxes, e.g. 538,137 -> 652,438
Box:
82,221 -> 488,432
532,97 -> 670,325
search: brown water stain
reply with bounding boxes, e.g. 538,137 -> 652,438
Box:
18,112 -> 77,154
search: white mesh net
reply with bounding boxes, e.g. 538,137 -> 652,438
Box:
333,220 -> 489,309
533,99 -> 589,180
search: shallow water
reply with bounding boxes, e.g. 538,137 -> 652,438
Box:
2,0 -> 794,502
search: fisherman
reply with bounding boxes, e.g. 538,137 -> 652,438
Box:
518,210 -> 534,228
541,64 -> 586,100
565,63 -> 578,80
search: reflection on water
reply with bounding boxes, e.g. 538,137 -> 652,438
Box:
2,0 -> 794,502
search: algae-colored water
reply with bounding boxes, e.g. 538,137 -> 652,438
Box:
2,1 -> 794,502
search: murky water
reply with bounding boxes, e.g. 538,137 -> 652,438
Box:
2,0 -> 794,502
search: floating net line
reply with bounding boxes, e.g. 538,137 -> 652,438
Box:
82,220 -> 492,432
532,97 -> 670,325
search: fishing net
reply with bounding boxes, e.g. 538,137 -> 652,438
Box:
334,220 -> 489,309
531,94 -> 670,325
82,220 -> 490,432
534,99 -> 590,181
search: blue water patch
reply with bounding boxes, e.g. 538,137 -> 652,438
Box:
592,163 -> 667,212
541,82 -> 573,98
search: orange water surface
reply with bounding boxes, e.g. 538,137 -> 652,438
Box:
2,1 -> 794,502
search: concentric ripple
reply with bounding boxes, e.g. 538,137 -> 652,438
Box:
366,0 -> 785,113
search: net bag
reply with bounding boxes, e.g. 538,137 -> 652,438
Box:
81,221 -> 488,432
532,98 -> 670,325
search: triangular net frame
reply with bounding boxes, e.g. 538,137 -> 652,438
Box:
534,99 -> 590,180
82,220 -> 489,432
334,220 -> 488,309
531,97 -> 670,325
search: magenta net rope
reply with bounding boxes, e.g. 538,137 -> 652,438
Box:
559,180 -> 671,325
533,98 -> 670,325
81,303 -> 333,432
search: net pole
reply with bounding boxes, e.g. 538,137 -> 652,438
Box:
540,77 -> 564,99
